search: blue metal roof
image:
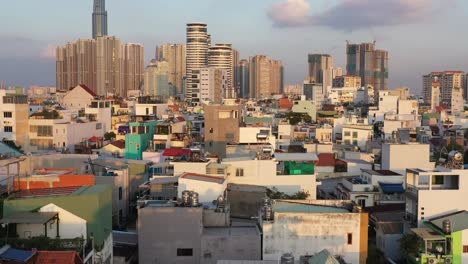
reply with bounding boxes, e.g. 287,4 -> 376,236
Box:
379,182 -> 404,193
0,247 -> 35,262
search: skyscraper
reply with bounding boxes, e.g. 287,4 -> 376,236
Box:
124,43 -> 145,95
57,36 -> 143,97
238,59 -> 250,98
346,42 -> 388,96
208,44 -> 233,98
155,44 -> 186,96
92,0 -> 108,39
144,61 -> 173,100
186,22 -> 209,105
308,54 -> 333,84
422,71 -> 464,104
249,55 -> 283,99
56,39 -> 97,92
232,48 -> 240,95
96,36 -> 124,96
308,54 -> 334,97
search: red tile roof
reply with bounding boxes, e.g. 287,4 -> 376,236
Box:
35,250 -> 83,264
176,116 -> 185,122
71,84 -> 97,97
89,136 -> 100,143
110,140 -> 125,149
316,153 -> 336,167
162,148 -> 192,157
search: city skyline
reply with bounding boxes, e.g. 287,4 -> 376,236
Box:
1,0 -> 468,93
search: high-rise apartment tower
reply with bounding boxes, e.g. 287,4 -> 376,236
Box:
186,23 -> 209,105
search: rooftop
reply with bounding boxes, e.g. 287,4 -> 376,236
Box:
378,222 -> 404,235
35,250 -> 83,264
274,152 -> 318,162
428,210 -> 468,233
11,185 -> 109,199
0,245 -> 35,263
272,200 -> 350,213
180,172 -> 225,184
362,169 -> 401,176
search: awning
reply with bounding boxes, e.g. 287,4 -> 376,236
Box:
379,182 -> 404,193
0,212 -> 58,224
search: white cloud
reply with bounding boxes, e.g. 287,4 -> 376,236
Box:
267,0 -> 312,27
267,0 -> 455,31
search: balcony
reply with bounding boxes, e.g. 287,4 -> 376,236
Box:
154,134 -> 169,140
170,140 -> 185,148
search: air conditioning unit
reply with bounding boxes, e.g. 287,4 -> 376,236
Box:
445,257 -> 452,264
427,258 -> 437,264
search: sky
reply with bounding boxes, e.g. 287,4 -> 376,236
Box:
1,0 -> 468,94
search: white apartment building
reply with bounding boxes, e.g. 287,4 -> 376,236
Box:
169,152 -> 318,198
405,167 -> 468,227
342,124 -> 373,150
328,86 -> 359,105
223,153 -> 318,197
0,91 -> 29,146
198,67 -> 228,103
27,113 -> 105,152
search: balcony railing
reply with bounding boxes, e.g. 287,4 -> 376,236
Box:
1,236 -> 84,252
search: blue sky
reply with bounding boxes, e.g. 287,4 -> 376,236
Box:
1,0 -> 468,94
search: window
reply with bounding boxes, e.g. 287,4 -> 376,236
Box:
463,245 -> 468,253
3,126 -> 12,133
352,140 -> 358,146
177,248 -> 193,256
432,175 -> 444,185
3,112 -> 12,118
352,132 -> 358,138
118,187 -> 122,200
96,123 -> 102,129
344,131 -> 350,137
347,233 -> 353,245
236,168 -> 244,177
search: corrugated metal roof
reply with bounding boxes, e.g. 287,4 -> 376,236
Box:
429,210 -> 468,232
378,222 -> 404,235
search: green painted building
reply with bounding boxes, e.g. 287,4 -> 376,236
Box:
3,185 -> 112,249
409,211 -> 468,264
125,121 -> 156,160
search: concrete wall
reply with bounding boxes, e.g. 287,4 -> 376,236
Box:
200,227 -> 261,264
178,178 -> 227,203
381,144 -> 433,174
262,212 -> 366,264
39,203 -> 87,240
173,161 -> 209,176
138,206 -> 203,264
417,189 -> 468,226
376,230 -> 402,261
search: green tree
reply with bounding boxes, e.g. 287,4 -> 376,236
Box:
104,131 -> 116,141
285,112 -> 312,125
399,232 -> 422,257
